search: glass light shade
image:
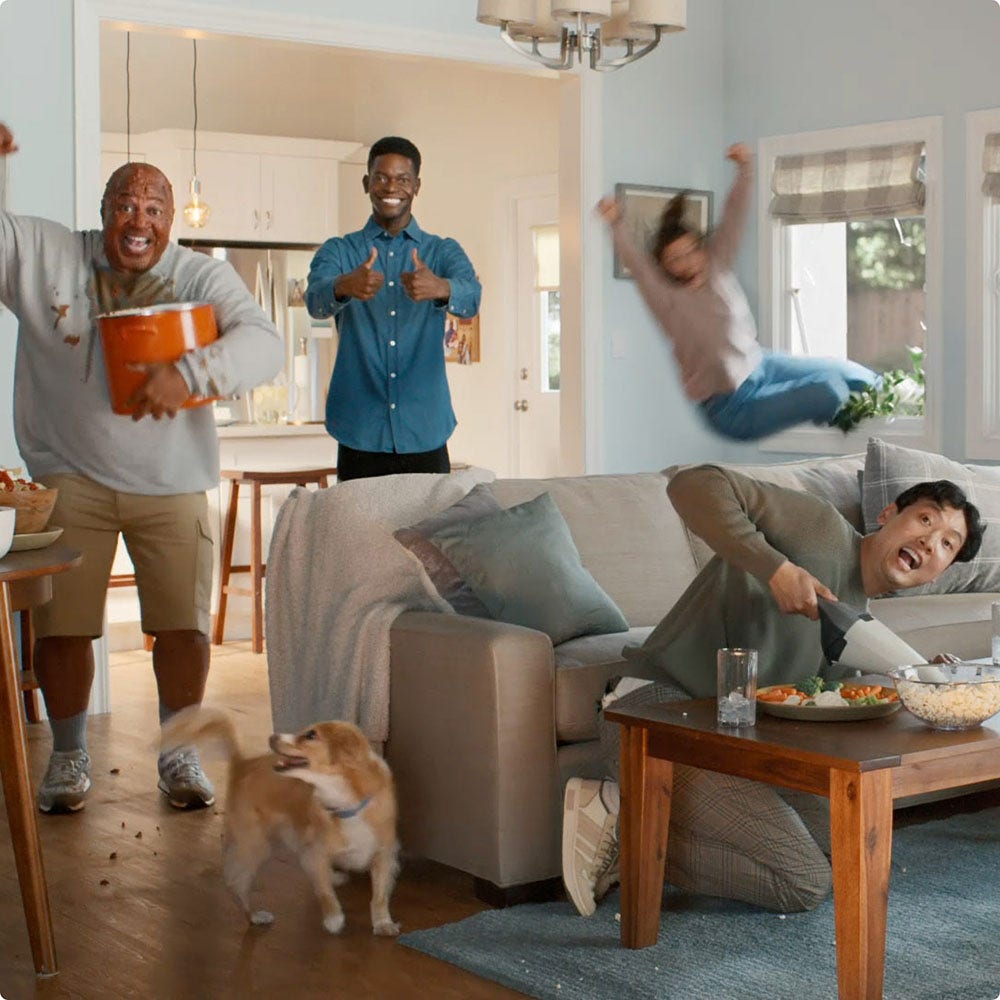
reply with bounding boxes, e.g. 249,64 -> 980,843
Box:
550,0 -> 612,22
627,0 -> 686,29
476,0 -> 536,26
183,176 -> 211,229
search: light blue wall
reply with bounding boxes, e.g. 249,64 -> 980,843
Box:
724,0 -> 1000,463
0,0 -> 75,466
600,0 -> 746,472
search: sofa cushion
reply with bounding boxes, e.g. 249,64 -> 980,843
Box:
429,492 -> 629,645
553,626 -> 656,742
394,483 -> 500,618
861,438 -> 1000,596
490,473 -> 695,627
665,453 -> 867,572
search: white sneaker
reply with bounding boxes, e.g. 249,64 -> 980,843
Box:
38,749 -> 92,813
561,777 -> 620,917
157,746 -> 215,809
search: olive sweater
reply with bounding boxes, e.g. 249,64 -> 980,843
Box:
623,466 -> 867,697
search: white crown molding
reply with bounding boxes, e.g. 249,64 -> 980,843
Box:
79,0 -> 542,70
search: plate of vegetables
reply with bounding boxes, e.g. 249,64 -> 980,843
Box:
757,676 -> 901,721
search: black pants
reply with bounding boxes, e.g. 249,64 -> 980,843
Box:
336,443 -> 451,482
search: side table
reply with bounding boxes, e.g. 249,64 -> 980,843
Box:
0,544 -> 82,977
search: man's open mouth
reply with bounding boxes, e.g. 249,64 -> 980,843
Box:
898,547 -> 920,570
123,235 -> 152,253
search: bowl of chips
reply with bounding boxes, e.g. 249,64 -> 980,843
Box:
0,470 -> 57,534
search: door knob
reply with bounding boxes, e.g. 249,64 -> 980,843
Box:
520,368 -> 529,380
514,399 -> 529,412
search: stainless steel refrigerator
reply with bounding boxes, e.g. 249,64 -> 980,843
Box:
183,241 -> 335,425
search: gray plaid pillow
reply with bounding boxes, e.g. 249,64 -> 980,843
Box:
861,438 -> 1000,595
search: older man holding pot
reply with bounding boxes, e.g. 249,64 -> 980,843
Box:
0,122 -> 283,814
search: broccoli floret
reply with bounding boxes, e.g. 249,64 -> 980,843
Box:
795,675 -> 825,698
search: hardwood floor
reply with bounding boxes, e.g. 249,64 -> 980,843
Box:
0,642 -> 523,999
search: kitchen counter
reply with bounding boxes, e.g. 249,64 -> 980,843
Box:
216,421 -> 328,439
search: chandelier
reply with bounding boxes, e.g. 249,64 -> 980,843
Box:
477,0 -> 686,72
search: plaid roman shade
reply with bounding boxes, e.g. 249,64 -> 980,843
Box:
982,133 -> 1000,198
770,141 -> 925,223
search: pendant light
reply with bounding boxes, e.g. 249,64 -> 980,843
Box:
183,38 -> 210,229
125,31 -> 132,161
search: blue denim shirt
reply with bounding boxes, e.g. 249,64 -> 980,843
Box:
306,216 -> 481,454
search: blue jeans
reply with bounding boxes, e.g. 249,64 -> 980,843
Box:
700,352 -> 878,442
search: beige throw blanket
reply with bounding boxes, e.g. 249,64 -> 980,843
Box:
265,467 -> 495,742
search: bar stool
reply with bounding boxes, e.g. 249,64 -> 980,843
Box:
213,467 -> 337,654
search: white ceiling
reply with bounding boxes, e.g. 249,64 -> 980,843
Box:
99,23 -> 557,147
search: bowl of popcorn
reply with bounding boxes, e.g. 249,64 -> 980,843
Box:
0,469 -> 57,534
889,664 -> 1000,731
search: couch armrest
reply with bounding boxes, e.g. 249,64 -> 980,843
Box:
387,611 -> 561,888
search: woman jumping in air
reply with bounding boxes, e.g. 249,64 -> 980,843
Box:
600,143 -> 878,441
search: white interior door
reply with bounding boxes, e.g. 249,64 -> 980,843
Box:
514,194 -> 561,478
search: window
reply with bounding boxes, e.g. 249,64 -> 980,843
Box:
965,110 -> 1000,458
533,223 -> 561,392
758,119 -> 942,453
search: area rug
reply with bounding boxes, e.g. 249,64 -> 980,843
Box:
399,807 -> 1000,1000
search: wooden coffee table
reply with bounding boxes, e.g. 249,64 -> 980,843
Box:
605,698 -> 1000,1000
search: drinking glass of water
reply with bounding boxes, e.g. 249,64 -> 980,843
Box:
992,602 -> 1000,666
717,647 -> 758,727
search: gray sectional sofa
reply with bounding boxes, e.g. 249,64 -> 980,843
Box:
384,451 -> 1000,897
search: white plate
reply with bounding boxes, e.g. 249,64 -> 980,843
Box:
10,528 -> 63,551
757,683 -> 901,722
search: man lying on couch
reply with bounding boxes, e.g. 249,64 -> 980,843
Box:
562,464 -> 984,917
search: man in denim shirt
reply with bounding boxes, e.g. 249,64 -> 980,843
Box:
306,136 -> 482,481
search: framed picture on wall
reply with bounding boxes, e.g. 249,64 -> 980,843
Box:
612,183 -> 713,280
444,313 -> 480,365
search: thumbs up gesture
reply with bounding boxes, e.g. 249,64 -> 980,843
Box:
401,248 -> 450,303
334,245 -> 385,301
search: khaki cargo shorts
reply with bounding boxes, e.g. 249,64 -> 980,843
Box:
32,474 -> 214,639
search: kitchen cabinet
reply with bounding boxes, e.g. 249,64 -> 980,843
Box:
102,130 -> 363,246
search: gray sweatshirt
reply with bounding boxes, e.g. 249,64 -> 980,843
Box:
623,466 -> 867,696
610,165 -> 763,402
0,212 -> 284,494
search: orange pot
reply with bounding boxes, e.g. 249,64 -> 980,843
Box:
98,302 -> 220,416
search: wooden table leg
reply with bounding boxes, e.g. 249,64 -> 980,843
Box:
0,581 -> 57,976
212,479 -> 240,646
618,724 -> 673,948
829,768 -> 892,1000
250,481 -> 264,654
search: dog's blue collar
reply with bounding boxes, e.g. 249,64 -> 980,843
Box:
326,796 -> 372,819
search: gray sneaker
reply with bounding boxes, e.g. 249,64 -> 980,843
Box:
561,777 -> 620,916
157,746 -> 215,809
38,749 -> 92,813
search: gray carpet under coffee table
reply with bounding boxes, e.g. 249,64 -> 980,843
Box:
400,806 -> 1000,1000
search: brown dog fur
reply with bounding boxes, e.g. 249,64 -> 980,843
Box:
161,707 -> 400,935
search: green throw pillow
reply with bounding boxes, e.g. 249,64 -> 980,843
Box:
428,492 -> 629,645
